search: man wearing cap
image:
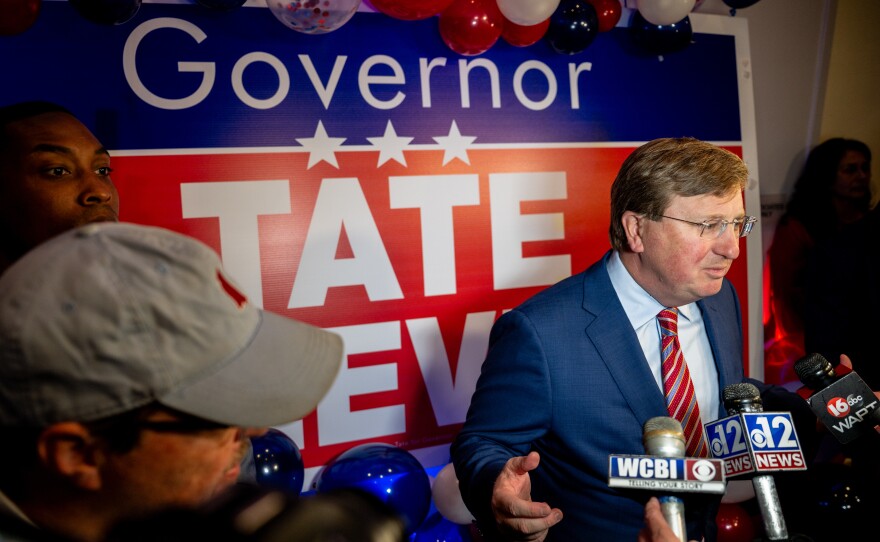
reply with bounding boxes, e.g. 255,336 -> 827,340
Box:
0,222 -> 344,542
0,100 -> 119,275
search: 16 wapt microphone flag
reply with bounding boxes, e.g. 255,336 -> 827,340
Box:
705,412 -> 807,478
607,456 -> 726,494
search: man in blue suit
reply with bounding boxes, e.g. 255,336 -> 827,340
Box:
452,138 -> 808,541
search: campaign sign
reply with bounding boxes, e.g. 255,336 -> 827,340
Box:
608,455 -> 726,494
0,2 -> 760,483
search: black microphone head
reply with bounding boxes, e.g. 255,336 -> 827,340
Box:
723,383 -> 763,414
793,353 -> 837,389
643,416 -> 685,458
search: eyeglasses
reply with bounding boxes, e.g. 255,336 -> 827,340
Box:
660,215 -> 757,239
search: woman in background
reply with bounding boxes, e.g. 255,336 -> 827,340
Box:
765,137 -> 872,376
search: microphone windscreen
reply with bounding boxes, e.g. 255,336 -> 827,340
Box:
793,353 -> 836,389
723,383 -> 762,413
643,416 -> 685,458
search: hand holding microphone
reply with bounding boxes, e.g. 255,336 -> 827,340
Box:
608,417 -> 726,542
793,353 -> 880,443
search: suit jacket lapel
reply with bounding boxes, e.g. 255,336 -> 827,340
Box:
580,254 -> 669,423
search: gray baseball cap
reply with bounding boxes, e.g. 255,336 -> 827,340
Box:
0,222 -> 344,428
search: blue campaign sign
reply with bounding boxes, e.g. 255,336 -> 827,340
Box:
0,2 -> 741,150
0,2 -> 762,483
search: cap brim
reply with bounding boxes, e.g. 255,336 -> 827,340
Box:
158,311 -> 343,428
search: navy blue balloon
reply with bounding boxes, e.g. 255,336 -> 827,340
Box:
315,443 -> 431,535
68,0 -> 141,25
545,0 -> 599,55
723,0 -> 761,8
412,512 -> 472,542
248,428 -> 305,494
629,10 -> 693,55
196,0 -> 247,10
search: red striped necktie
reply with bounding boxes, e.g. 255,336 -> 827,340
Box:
658,308 -> 709,457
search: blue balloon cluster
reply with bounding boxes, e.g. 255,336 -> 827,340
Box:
315,443 -> 432,535
245,428 -> 305,494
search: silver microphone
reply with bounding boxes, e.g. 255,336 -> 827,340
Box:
643,416 -> 687,542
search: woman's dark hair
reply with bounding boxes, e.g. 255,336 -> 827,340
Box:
785,137 -> 872,240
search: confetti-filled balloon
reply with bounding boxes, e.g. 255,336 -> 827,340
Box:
545,0 -> 599,55
438,0 -> 504,56
315,443 -> 431,535
68,0 -> 141,25
196,0 -> 248,10
0,0 -> 41,36
267,0 -> 362,34
367,0 -> 454,20
240,428 -> 305,494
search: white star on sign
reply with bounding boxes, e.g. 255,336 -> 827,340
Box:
433,120 -> 477,166
296,121 -> 347,169
367,120 -> 413,167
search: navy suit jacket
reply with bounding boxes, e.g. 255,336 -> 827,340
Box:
451,252 -> 749,541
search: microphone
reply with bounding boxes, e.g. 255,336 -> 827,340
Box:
643,417 -> 688,542
723,383 -> 789,541
607,417 -> 726,542
793,353 -> 880,443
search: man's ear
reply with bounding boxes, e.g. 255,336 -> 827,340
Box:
36,423 -> 103,491
621,211 -> 645,253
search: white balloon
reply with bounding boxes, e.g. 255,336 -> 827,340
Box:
496,0 -> 561,27
637,0 -> 696,26
721,480 -> 756,503
431,463 -> 475,525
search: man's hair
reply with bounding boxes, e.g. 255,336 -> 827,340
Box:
0,100 -> 73,127
609,137 -> 749,250
0,100 -> 76,152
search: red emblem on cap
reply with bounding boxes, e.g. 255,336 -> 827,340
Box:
217,270 -> 247,308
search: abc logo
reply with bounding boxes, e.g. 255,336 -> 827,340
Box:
825,396 -> 852,418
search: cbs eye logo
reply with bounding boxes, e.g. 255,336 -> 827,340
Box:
691,460 -> 717,482
825,395 -> 862,418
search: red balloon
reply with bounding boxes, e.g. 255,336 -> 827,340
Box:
368,0 -> 455,21
502,18 -> 550,48
0,0 -> 41,36
439,0 -> 504,56
716,503 -> 756,542
587,0 -> 621,32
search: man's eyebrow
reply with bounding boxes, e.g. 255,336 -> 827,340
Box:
30,143 -> 111,158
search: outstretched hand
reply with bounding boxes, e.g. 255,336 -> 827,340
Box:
491,451 -> 563,541
838,354 -> 880,400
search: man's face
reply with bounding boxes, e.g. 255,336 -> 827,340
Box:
631,191 -> 744,307
98,410 -> 266,516
0,112 -> 119,262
